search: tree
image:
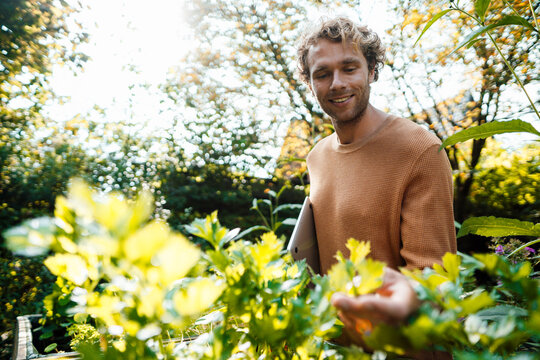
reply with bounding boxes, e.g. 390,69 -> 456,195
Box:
0,0 -> 88,108
0,0 -> 90,234
385,0 -> 539,221
162,0 -> 333,174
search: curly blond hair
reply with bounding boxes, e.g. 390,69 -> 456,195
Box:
297,17 -> 386,84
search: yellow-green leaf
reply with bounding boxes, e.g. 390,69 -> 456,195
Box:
347,239 -> 371,267
44,253 -> 88,285
458,292 -> 495,316
173,278 -> 226,317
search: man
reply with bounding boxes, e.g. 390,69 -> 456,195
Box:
297,16 -> 456,274
296,17 -> 456,358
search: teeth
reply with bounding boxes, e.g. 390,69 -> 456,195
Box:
332,96 -> 350,103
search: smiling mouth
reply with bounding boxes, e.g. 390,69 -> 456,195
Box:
330,95 -> 353,103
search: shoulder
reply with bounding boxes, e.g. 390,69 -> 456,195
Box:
307,133 -> 335,162
385,116 -> 441,151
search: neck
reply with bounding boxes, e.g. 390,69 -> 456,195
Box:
333,105 -> 387,144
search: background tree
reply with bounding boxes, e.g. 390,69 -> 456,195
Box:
0,0 -> 88,108
385,0 -> 539,221
0,1 -> 89,356
162,0 -> 335,176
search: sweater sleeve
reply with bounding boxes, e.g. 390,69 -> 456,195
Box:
399,144 -> 457,270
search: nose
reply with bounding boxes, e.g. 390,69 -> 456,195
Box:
330,71 -> 346,90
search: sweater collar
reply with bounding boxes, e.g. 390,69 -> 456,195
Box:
332,114 -> 394,153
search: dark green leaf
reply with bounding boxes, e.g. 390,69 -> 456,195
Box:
493,14 -> 537,32
440,120 -> 540,149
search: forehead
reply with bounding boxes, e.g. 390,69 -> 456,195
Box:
307,39 -> 367,72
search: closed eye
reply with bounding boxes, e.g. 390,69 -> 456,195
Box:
314,72 -> 328,79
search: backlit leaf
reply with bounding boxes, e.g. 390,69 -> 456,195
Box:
474,0 -> 491,22
433,253 -> 461,282
173,278 -> 226,317
44,253 -> 89,285
450,17 -> 538,56
457,216 -> 540,238
414,9 -> 453,46
441,120 -> 540,149
458,291 -> 495,316
347,239 -> 371,267
153,234 -> 200,284
124,221 -> 168,262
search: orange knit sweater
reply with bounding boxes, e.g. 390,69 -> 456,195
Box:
307,115 -> 457,274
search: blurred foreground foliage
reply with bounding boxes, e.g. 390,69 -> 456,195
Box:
3,181 -> 539,359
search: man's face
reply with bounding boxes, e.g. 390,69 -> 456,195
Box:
307,39 -> 374,125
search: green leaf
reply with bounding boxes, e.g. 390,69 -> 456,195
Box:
281,218 -> 297,226
44,343 -> 58,353
251,198 -> 259,210
232,225 -> 269,241
440,120 -> 540,149
414,9 -> 453,46
450,16 -> 538,56
3,217 -> 56,256
272,203 -> 302,214
475,305 -> 528,321
458,291 -> 494,316
457,216 -> 540,238
493,14 -> 537,32
474,0 -> 491,22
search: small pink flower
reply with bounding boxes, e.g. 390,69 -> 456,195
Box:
525,247 -> 536,254
495,245 -> 504,255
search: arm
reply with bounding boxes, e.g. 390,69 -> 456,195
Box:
400,144 -> 457,269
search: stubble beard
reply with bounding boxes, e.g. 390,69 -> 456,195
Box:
327,84 -> 371,126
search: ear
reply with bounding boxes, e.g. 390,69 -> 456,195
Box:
368,67 -> 376,83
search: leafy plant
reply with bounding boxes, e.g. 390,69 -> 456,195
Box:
4,179 -> 222,358
3,181 -> 540,359
233,184 -> 302,240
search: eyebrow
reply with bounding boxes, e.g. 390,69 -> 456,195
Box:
312,57 -> 362,73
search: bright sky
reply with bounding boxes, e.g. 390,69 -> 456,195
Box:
46,0 -> 194,127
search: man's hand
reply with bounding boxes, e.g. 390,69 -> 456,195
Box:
331,267 -> 420,345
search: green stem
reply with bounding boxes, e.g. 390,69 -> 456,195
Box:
508,238 -> 540,257
485,31 -> 540,121
454,6 -> 540,121
528,0 -> 539,31
254,204 -> 271,229
501,0 -> 522,19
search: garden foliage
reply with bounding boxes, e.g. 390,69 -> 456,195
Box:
5,180 -> 540,359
